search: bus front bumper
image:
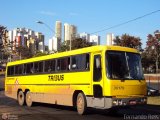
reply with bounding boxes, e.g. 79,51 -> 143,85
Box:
112,97 -> 147,106
86,96 -> 147,109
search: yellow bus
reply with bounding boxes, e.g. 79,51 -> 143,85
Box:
5,45 -> 147,115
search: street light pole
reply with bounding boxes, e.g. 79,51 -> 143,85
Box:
36,20 -> 59,53
36,21 -> 55,35
70,35 -> 72,51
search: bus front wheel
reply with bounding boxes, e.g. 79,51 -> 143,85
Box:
17,91 -> 25,106
26,91 -> 33,107
76,93 -> 87,115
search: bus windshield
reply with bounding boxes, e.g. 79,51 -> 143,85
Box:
106,51 -> 144,80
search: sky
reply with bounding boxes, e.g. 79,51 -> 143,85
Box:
0,0 -> 160,48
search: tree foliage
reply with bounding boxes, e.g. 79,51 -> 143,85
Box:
143,30 -> 160,73
114,34 -> 142,50
34,51 -> 48,57
0,25 -> 8,46
58,38 -> 93,52
58,41 -> 70,52
141,50 -> 156,73
14,46 -> 32,60
0,25 -> 8,64
71,38 -> 93,50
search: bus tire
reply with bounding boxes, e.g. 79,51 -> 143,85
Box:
76,92 -> 87,115
17,91 -> 25,106
26,91 -> 33,107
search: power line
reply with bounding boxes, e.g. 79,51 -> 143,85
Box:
90,9 -> 160,34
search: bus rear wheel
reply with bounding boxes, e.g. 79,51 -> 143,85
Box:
76,93 -> 87,115
17,91 -> 25,106
26,91 -> 33,107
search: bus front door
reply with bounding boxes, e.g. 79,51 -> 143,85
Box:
91,53 -> 104,108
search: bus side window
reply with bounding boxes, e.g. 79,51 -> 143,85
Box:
34,62 -> 39,73
45,60 -> 51,72
7,66 -> 14,76
50,60 -> 55,72
26,63 -> 34,74
7,67 -> 10,76
86,54 -> 90,70
67,57 -> 71,70
23,64 -> 27,75
71,56 -> 77,70
60,57 -> 68,71
57,59 -> 60,71
15,66 -> 19,75
71,54 -> 90,71
30,63 -> 34,74
93,55 -> 102,81
11,66 -> 14,75
18,65 -> 23,75
39,61 -> 44,73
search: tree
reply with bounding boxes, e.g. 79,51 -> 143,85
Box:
58,41 -> 70,52
34,51 -> 48,57
145,31 -> 160,73
14,46 -> 33,60
114,34 -> 142,50
58,38 -> 93,52
71,38 -> 93,50
0,25 -> 8,46
0,25 -> 8,64
141,50 -> 155,73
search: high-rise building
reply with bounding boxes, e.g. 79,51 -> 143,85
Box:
55,21 -> 62,39
29,38 -> 36,54
35,32 -> 45,52
106,33 -> 115,45
55,21 -> 62,51
49,38 -> 54,51
8,31 -> 13,43
64,23 -> 70,41
90,35 -> 100,45
48,36 -> 59,51
70,25 -> 77,40
8,28 -> 45,54
79,32 -> 90,42
64,23 -> 77,41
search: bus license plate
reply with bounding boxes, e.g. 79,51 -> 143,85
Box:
129,100 -> 137,105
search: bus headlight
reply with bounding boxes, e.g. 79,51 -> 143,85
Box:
113,100 -> 123,106
118,100 -> 122,105
113,100 -> 117,105
143,98 -> 147,102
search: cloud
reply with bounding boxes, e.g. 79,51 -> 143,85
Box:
39,11 -> 56,16
69,12 -> 78,16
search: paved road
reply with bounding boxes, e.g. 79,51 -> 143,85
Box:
0,75 -> 4,91
1,76 -> 160,120
0,91 -> 160,120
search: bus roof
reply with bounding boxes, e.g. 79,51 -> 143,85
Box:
7,45 -> 138,66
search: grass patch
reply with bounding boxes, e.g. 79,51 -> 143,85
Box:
147,96 -> 160,105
